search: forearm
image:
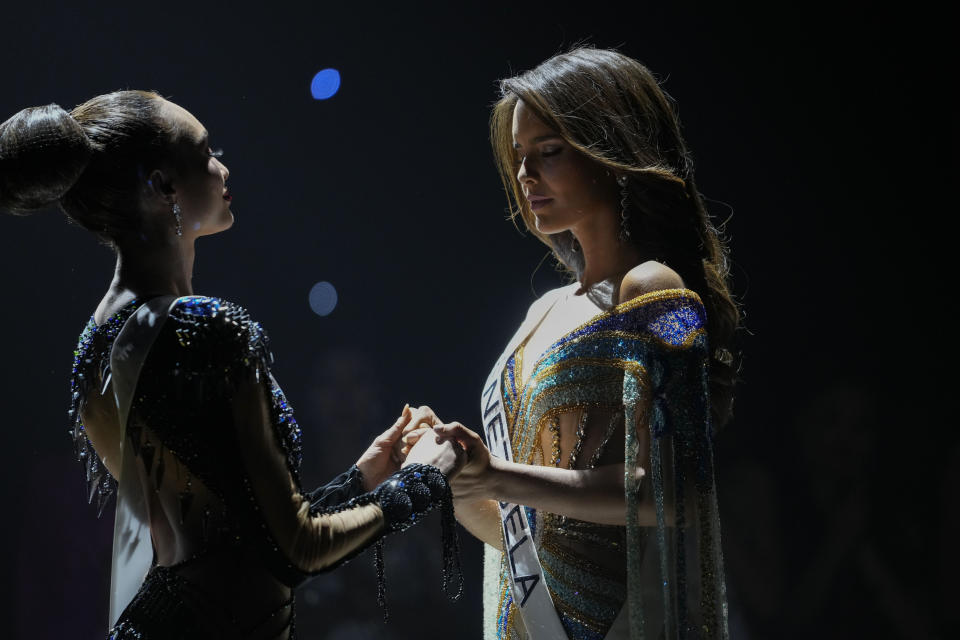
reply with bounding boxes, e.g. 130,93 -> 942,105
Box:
488,459 -> 627,525
454,498 -> 503,550
306,465 -> 365,510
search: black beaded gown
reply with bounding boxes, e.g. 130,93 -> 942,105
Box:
69,295 -> 457,639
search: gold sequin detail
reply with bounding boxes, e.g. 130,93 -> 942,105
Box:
548,416 -> 561,467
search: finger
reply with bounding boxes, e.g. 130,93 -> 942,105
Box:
401,427 -> 430,445
408,405 -> 442,429
378,420 -> 406,445
401,420 -> 424,436
401,419 -> 429,436
381,404 -> 413,441
392,404 -> 413,427
433,422 -> 478,441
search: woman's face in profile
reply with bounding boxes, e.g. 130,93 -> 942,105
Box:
511,100 -> 617,236
160,100 -> 233,237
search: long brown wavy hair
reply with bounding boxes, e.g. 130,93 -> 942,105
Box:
490,47 -> 740,427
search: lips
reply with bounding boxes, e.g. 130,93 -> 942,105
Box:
223,190 -> 232,202
526,195 -> 553,211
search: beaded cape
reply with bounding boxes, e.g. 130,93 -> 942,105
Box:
68,296 -> 458,638
483,287 -> 729,640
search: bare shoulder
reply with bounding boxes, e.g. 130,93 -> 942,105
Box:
93,289 -> 137,326
618,261 -> 685,304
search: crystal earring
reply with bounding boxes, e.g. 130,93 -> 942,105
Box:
172,203 -> 183,237
616,175 -> 630,242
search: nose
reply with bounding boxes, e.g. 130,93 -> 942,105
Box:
517,156 -> 537,185
218,159 -> 230,182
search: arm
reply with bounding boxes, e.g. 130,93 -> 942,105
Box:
147,298 -> 461,584
231,379 -> 463,580
452,498 -> 504,550
436,422 -> 656,527
306,406 -> 413,510
231,376 -> 386,575
488,459 -> 629,525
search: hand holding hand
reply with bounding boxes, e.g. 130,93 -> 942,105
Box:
396,405 -> 443,460
355,405 -> 410,491
403,424 -> 465,479
431,422 -> 495,502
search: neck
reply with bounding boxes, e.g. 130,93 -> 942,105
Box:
572,216 -> 643,291
111,228 -> 195,300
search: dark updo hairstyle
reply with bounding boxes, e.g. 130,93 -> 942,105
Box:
0,90 -> 173,244
490,47 -> 741,427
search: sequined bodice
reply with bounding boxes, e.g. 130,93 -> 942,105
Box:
70,297 -> 310,635
488,288 -> 722,640
498,324 -> 630,639
70,298 -> 303,542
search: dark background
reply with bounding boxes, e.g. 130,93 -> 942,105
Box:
0,2 -> 952,638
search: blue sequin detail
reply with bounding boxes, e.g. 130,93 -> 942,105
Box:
69,299 -> 143,516
177,296 -> 221,318
490,291 -> 713,639
270,384 -> 302,482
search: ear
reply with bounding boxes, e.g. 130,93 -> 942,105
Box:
146,168 -> 176,204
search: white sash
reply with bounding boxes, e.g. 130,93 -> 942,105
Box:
107,296 -> 176,626
480,287 -> 571,640
482,283 -> 631,639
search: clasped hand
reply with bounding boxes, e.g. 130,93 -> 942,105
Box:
354,404 -> 467,491
395,405 -> 494,503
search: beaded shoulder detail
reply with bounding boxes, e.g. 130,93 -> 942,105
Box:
171,296 -> 302,483
69,299 -> 143,516
134,296 -> 303,488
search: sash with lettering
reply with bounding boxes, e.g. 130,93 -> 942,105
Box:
480,290 -> 570,640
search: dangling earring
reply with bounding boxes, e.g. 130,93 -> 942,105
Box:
172,203 -> 183,237
616,175 -> 630,242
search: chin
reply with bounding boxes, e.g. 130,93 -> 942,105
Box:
218,209 -> 235,230
533,215 -> 564,235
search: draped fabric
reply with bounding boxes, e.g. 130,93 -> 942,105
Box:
483,288 -> 728,640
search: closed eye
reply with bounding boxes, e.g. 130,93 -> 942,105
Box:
208,148 -> 224,158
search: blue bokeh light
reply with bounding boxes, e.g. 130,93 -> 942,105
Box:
310,69 -> 341,100
308,281 -> 338,316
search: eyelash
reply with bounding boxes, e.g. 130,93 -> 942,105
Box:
209,148 -> 224,158
516,146 -> 562,163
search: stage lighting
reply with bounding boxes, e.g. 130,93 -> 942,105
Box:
310,69 -> 341,100
309,281 -> 338,316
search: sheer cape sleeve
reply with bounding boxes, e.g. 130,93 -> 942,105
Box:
621,289 -> 729,639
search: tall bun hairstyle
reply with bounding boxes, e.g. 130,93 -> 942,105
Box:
0,90 -> 170,243
0,105 -> 93,214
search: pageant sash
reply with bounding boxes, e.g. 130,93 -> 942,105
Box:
480,289 -> 570,640
107,296 -> 175,626
483,284 -> 635,639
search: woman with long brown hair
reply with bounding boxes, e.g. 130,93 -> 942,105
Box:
404,47 -> 738,639
0,91 -> 464,638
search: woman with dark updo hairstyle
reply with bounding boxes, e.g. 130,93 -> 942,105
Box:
401,47 -> 738,639
0,91 -> 466,638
